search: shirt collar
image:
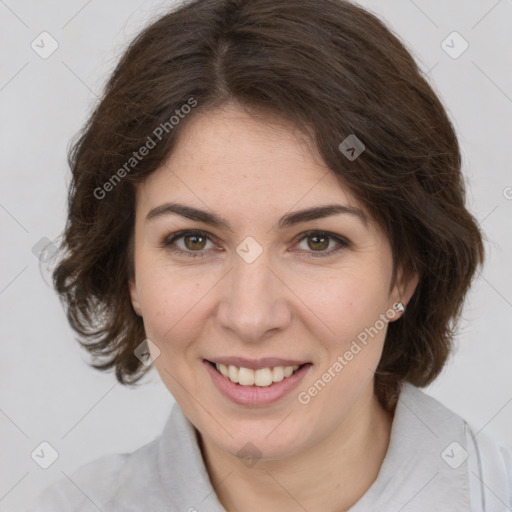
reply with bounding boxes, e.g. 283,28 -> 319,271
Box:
348,382 -> 471,511
158,404 -> 227,512
158,382 -> 471,511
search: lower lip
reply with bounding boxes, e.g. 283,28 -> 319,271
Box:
203,360 -> 312,406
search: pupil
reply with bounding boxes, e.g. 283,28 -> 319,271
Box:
309,234 -> 328,251
184,234 -> 328,252
186,235 -> 205,250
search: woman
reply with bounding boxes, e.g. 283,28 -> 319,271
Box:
29,0 -> 511,510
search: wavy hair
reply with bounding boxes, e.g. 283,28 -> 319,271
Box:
52,0 -> 485,411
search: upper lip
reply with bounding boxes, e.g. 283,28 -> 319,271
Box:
206,357 -> 310,370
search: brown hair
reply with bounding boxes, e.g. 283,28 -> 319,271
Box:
52,0 -> 484,411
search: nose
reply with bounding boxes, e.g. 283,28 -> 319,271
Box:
216,251 -> 292,343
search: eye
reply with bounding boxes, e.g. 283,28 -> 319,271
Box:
160,229 -> 350,259
293,230 -> 349,258
160,230 -> 217,258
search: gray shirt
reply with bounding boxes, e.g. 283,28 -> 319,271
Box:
26,383 -> 512,511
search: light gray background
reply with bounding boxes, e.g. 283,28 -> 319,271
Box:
1,0 -> 511,510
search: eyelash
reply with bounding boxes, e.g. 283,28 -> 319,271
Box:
159,229 -> 350,259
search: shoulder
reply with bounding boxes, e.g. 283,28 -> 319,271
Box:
413,385 -> 512,471
402,383 -> 512,510
465,420 -> 512,510
24,438 -> 161,512
24,403 -> 214,512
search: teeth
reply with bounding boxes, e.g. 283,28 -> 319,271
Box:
254,368 -> 272,387
272,366 -> 284,382
228,364 -> 239,383
284,366 -> 294,378
238,367 -> 255,386
218,363 -> 229,378
215,363 -> 301,387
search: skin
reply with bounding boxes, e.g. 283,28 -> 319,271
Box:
128,102 -> 418,512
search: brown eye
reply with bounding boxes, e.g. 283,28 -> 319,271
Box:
161,230 -> 216,258
294,230 -> 349,258
161,229 -> 349,260
306,233 -> 330,251
183,233 -> 208,251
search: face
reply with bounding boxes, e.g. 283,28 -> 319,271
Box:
129,103 -> 415,461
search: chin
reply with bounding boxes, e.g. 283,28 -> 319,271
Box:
216,422 -> 311,462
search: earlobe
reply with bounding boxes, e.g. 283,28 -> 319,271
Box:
129,279 -> 142,316
390,269 -> 419,318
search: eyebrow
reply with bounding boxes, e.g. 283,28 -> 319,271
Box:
145,202 -> 367,230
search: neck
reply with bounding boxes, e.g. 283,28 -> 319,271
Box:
198,382 -> 394,512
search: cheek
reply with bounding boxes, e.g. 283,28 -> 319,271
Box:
299,263 -> 391,339
136,263 -> 216,349
307,273 -> 391,407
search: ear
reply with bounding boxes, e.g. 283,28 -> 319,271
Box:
129,278 -> 143,317
127,233 -> 143,316
389,266 -> 419,319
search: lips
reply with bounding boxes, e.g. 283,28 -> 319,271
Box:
211,361 -> 306,386
204,359 -> 312,406
205,356 -> 309,370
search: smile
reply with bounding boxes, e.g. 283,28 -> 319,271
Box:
204,360 -> 312,406
209,361 -> 304,387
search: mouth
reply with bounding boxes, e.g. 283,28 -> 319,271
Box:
204,358 -> 313,406
205,359 -> 311,388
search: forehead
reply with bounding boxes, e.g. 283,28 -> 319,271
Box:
136,104 -> 365,220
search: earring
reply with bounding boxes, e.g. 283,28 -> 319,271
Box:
393,302 -> 405,313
